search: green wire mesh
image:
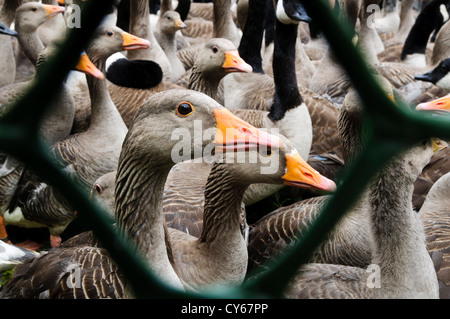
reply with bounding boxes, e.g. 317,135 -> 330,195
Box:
1,0 -> 449,299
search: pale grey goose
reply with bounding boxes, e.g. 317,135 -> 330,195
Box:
5,24 -> 147,248
0,2 -> 103,247
0,89 -> 283,298
0,0 -> 23,87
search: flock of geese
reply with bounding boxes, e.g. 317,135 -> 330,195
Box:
0,0 -> 449,299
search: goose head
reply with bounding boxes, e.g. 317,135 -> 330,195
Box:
87,25 -> 150,62
274,0 -> 312,24
217,134 -> 337,191
15,2 -> 65,33
159,10 -> 187,35
0,22 -> 17,37
123,89 -> 281,168
194,38 -> 253,79
415,58 -> 450,91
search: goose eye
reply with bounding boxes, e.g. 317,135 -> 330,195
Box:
31,7 -> 37,11
259,147 -> 273,157
212,46 -> 219,53
95,184 -> 102,194
176,102 -> 194,117
106,31 -> 114,37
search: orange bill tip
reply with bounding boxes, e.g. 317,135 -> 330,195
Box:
222,50 -> 253,74
282,151 -> 337,192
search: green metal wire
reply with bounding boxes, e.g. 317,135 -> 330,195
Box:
0,0 -> 449,299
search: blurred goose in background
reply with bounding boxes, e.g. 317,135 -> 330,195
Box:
283,137 -> 439,299
279,80 -> 439,299
0,89 -> 282,299
0,0 -> 23,87
155,10 -> 188,82
5,25 -> 148,248
0,2 -> 102,248
127,0 -> 172,82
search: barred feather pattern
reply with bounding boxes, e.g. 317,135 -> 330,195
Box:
0,246 -> 124,299
0,157 -> 24,213
419,172 -> 450,299
283,263 -> 377,299
181,18 -> 213,40
21,182 -> 74,230
247,196 -> 372,273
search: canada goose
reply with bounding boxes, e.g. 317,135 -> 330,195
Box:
399,0 -> 450,69
0,89 -> 283,298
415,58 -> 450,92
168,136 -> 336,291
155,10 -> 188,82
5,25 -> 147,248
222,0 -> 343,184
282,96 -> 439,299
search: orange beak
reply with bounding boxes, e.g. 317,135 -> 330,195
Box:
282,151 -> 337,192
76,52 -> 104,79
213,108 -> 280,152
121,32 -> 150,51
222,50 -> 253,73
43,4 -> 65,19
416,94 -> 450,113
174,19 -> 187,29
57,0 -> 65,5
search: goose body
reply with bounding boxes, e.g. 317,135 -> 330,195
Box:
0,89 -> 283,298
282,85 -> 439,299
7,25 -> 146,247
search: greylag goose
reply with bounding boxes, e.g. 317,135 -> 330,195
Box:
0,0 -> 23,87
418,171 -> 450,299
6,25 -> 148,248
84,135 -> 336,290
246,78 -> 395,273
0,2 -> 102,246
0,89 -> 282,298
155,10 -> 188,82
14,2 -> 65,66
168,135 -> 336,291
280,88 -> 439,299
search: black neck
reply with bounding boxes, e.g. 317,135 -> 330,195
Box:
268,19 -> 302,121
175,0 -> 191,22
401,0 -> 445,59
238,0 -> 267,74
